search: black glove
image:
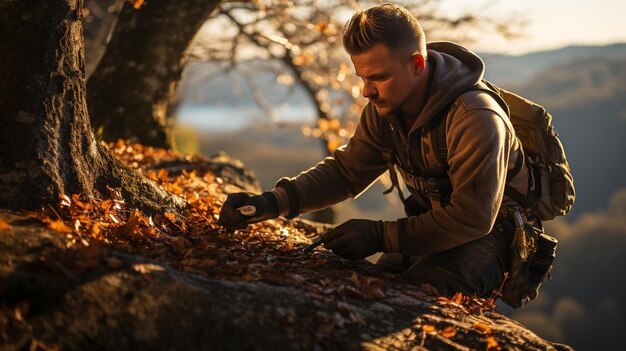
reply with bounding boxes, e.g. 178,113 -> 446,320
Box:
218,192 -> 279,231
321,219 -> 385,260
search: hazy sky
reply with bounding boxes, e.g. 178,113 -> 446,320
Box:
436,0 -> 626,54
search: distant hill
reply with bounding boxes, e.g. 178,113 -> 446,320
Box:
481,43 -> 626,85
179,43 -> 626,111
507,55 -> 626,217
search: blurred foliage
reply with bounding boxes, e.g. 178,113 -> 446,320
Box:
173,125 -> 200,155
185,0 -> 519,153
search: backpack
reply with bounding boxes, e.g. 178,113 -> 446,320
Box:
381,80 -> 575,308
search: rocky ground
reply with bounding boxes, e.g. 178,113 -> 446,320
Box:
0,141 -> 572,350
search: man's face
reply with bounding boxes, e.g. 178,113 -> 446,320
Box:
350,44 -> 419,116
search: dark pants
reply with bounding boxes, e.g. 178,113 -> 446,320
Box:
376,219 -> 515,297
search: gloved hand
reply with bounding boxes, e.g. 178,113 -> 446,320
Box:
217,192 -> 279,231
320,219 -> 385,260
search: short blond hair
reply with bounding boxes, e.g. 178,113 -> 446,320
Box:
342,3 -> 426,57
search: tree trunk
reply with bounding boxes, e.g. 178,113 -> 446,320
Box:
87,0 -> 221,148
0,0 -> 185,215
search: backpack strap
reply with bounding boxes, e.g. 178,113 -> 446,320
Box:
420,109 -> 452,209
427,79 -> 538,212
380,120 -> 406,202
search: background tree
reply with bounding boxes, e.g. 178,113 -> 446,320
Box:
0,0 -> 185,215
185,0 -> 520,154
86,0 -> 222,148
81,0 -> 518,153
82,0 -> 124,77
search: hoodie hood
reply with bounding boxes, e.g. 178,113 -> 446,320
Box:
409,41 -> 485,131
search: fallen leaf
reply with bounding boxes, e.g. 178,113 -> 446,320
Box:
0,219 -> 10,231
486,336 -> 502,351
108,213 -> 120,224
473,322 -> 492,334
422,324 -> 436,333
112,210 -> 140,239
59,194 -> 72,208
439,326 -> 457,338
451,291 -> 464,304
13,301 -> 29,322
132,263 -> 165,274
131,0 -> 146,10
44,218 -> 73,233
164,212 -> 177,222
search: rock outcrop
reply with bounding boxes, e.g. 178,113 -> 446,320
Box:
0,146 -> 572,351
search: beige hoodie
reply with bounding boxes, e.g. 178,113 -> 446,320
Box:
273,42 -> 529,256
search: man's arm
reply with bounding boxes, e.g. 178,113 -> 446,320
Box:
219,104 -> 389,230
273,104 -> 389,217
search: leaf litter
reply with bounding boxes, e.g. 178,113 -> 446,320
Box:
18,140 -> 503,346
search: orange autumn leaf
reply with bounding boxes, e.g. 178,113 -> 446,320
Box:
157,168 -> 168,181
44,218 -> 73,233
422,324 -> 436,333
439,326 -> 457,338
113,210 -> 140,239
451,291 -> 464,304
130,0 -> 145,10
0,219 -> 10,231
473,322 -> 492,334
486,336 -> 502,351
164,212 -> 176,222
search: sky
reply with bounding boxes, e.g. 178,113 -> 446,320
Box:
435,0 -> 626,54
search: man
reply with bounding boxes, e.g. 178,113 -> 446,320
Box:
218,3 -> 530,298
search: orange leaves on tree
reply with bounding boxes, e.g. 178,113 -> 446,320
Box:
292,50 -> 315,66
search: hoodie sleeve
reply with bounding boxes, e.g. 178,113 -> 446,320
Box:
384,92 -> 515,255
284,104 -> 389,214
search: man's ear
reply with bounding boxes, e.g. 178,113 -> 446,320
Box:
412,54 -> 425,74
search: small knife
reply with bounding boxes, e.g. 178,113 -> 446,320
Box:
302,236 -> 324,253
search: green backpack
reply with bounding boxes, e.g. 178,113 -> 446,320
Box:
381,80 -> 575,308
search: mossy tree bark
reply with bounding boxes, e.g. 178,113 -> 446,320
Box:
86,0 -> 221,148
0,0 -> 186,215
